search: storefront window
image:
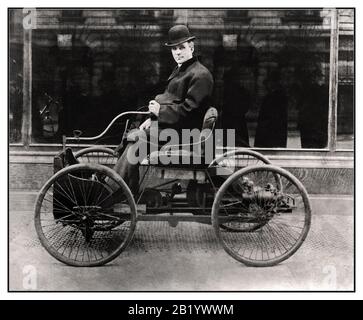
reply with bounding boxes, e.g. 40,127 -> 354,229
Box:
9,9 -> 24,143
214,9 -> 331,148
337,9 -> 354,150
26,9 -> 351,150
31,9 -> 173,144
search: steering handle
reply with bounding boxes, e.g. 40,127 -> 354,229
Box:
65,110 -> 151,142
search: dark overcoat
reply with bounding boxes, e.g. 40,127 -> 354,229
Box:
155,56 -> 214,130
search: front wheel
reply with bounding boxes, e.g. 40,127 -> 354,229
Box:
212,165 -> 311,267
34,163 -> 137,267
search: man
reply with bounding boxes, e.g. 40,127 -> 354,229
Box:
113,25 -> 214,195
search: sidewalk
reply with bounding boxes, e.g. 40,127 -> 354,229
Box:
9,192 -> 354,291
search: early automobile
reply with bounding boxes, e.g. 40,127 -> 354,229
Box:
34,107 -> 311,267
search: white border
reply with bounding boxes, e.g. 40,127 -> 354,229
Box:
2,0 -> 360,300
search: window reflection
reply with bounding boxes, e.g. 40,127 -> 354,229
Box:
337,9 -> 354,150
27,9 -> 353,150
9,9 -> 23,143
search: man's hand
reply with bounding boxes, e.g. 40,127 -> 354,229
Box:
139,118 -> 151,130
148,100 -> 160,117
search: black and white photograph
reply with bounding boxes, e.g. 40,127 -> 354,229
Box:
8,6 -> 355,293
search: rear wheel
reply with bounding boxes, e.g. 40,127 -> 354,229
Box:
34,163 -> 136,267
212,165 -> 311,267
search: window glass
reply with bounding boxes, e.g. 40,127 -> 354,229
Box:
31,9 -> 173,144
30,9 -> 335,149
337,9 -> 354,150
9,9 -> 24,143
212,9 -> 331,148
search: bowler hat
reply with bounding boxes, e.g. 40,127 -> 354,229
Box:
165,25 -> 196,47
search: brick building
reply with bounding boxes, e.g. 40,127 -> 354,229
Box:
9,8 -> 354,196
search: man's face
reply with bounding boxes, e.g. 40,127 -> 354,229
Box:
171,41 -> 194,65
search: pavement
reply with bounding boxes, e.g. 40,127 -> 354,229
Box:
9,192 -> 354,291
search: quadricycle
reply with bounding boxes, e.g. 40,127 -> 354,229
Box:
34,107 -> 311,267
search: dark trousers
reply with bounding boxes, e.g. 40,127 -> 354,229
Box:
113,142 -> 140,195
112,127 -> 161,195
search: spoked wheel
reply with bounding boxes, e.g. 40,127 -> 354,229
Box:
74,147 -> 117,167
34,163 -> 137,267
208,149 -> 282,232
212,165 -> 311,267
